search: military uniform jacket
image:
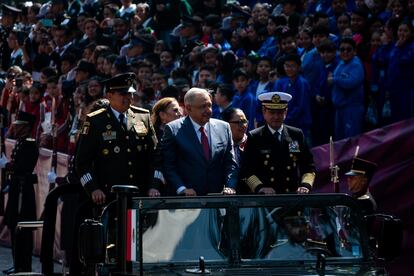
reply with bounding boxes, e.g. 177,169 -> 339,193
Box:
240,124 -> 315,194
75,105 -> 157,197
4,137 -> 39,228
0,26 -> 12,71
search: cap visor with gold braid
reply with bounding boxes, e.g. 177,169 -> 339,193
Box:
258,92 -> 292,110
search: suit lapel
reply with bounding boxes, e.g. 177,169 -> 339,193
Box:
209,121 -> 219,162
281,125 -> 292,145
183,117 -> 206,162
281,125 -> 292,155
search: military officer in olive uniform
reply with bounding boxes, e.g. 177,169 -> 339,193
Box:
1,111 -> 39,274
240,92 -> 315,194
75,72 -> 157,204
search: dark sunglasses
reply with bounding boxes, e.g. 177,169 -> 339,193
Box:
229,119 -> 248,127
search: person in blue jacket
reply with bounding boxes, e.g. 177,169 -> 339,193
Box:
301,25 -> 330,98
274,54 -> 312,143
313,40 -> 339,146
386,20 -> 414,123
232,68 -> 258,130
330,37 -> 365,140
371,25 -> 394,126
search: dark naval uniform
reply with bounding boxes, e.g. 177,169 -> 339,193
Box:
240,91 -> 315,194
75,74 -> 157,198
241,125 -> 315,193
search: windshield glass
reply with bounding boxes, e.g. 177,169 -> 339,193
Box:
138,204 -> 363,263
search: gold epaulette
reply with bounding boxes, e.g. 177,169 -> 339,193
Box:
87,108 -> 106,117
130,105 -> 149,113
244,175 -> 263,192
301,172 -> 316,186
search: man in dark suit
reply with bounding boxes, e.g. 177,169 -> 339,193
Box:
75,72 -> 157,204
161,87 -> 237,196
240,91 -> 315,194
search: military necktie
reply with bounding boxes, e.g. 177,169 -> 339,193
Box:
274,131 -> 281,143
118,113 -> 127,130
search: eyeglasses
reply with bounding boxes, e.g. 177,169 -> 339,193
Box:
229,119 -> 249,127
339,47 -> 353,53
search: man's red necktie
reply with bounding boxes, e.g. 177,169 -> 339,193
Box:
200,126 -> 210,161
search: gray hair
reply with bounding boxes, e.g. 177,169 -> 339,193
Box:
184,87 -> 210,106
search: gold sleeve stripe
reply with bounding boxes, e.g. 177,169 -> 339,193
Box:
245,175 -> 263,192
301,172 -> 315,186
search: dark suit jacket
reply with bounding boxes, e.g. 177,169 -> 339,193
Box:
161,116 -> 238,195
240,124 -> 315,194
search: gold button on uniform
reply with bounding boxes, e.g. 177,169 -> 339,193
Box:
126,136 -> 129,140
270,167 -> 275,171
129,174 -> 133,179
266,154 -> 270,158
285,188 -> 289,192
270,178 -> 275,182
287,166 -> 291,170
286,177 -> 290,181
127,148 -> 131,152
128,161 -> 132,165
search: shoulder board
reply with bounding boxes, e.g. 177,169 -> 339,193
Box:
305,239 -> 327,247
130,105 -> 149,113
87,108 -> 106,117
270,239 -> 289,248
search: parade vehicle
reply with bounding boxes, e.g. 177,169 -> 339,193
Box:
70,186 -> 402,276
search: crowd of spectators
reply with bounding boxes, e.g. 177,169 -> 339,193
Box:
1,0 -> 414,153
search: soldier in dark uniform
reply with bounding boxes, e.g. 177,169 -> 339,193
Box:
171,15 -> 204,60
75,72 -> 157,204
345,157 -> 378,214
0,4 -> 21,71
266,208 -> 332,259
334,157 -> 378,255
72,73 -> 157,275
1,111 -> 39,274
240,91 -> 315,194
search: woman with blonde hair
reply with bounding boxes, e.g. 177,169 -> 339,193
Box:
150,97 -> 182,197
151,97 -> 182,139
